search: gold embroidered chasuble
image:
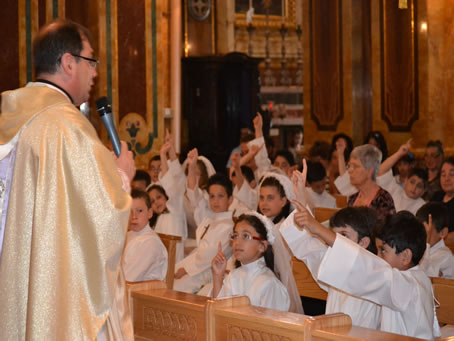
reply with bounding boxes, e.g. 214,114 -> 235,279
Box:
0,85 -> 132,340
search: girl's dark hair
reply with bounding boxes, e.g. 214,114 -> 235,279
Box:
426,140 -> 444,157
196,160 -> 209,190
258,176 -> 290,224
329,133 -> 354,162
329,206 -> 377,254
147,184 -> 169,228
233,214 -> 274,272
364,131 -> 388,161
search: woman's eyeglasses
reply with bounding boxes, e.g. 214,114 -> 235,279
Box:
230,232 -> 264,242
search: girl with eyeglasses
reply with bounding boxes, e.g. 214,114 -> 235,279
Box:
211,213 -> 290,312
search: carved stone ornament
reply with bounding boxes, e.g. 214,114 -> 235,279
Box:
188,0 -> 211,21
143,307 -> 198,340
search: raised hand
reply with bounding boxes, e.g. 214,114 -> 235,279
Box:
397,138 -> 413,156
292,200 -> 318,234
211,242 -> 227,277
187,148 -> 199,167
292,159 -> 308,205
253,113 -> 263,138
231,152 -> 241,170
336,138 -> 346,156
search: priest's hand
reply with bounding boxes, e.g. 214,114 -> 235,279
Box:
114,141 -> 135,182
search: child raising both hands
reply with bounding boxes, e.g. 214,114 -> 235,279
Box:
211,213 -> 290,312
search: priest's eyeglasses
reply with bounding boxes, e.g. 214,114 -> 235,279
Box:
71,54 -> 99,69
230,232 -> 264,242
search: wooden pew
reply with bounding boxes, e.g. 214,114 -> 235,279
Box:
314,207 -> 339,223
126,280 -> 166,322
432,277 -> 454,325
209,301 -> 344,341
334,194 -> 348,208
158,232 -> 182,289
131,286 -> 425,341
292,257 -> 328,301
305,314 -> 424,341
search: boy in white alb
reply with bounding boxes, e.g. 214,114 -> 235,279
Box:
122,189 -> 168,282
416,202 -> 454,279
376,139 -> 426,214
280,205 -> 381,329
173,149 -> 235,294
306,161 -> 336,208
291,194 -> 440,340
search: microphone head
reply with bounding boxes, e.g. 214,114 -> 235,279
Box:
96,96 -> 111,115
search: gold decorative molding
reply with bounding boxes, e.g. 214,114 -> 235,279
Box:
235,0 -> 297,28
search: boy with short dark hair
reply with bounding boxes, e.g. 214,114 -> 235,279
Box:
122,189 -> 168,282
132,169 -> 151,191
306,161 -> 336,208
293,206 -> 440,339
174,149 -> 235,294
377,139 -> 426,214
416,202 -> 454,279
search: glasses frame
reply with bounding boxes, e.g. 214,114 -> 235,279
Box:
71,54 -> 99,69
230,231 -> 265,242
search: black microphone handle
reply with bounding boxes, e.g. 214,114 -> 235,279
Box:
100,113 -> 121,156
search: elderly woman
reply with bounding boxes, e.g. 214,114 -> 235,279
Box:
344,145 -> 396,223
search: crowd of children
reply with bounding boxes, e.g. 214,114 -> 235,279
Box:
122,119 -> 454,339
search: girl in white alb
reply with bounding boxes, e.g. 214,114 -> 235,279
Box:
211,212 -> 290,312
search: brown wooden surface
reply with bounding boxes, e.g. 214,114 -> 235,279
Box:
293,257 -> 328,301
314,207 -> 339,223
158,232 -> 182,289
309,0 -> 343,130
132,288 -> 209,340
334,194 -> 348,208
310,325 -> 426,341
126,279 -> 166,321
432,277 -> 454,325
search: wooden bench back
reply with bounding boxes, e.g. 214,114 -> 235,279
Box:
314,207 -> 339,223
334,194 -> 348,208
292,257 -> 328,301
131,286 -> 425,341
432,277 -> 454,325
158,232 -> 182,289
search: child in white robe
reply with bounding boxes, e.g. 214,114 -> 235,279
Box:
211,213 -> 290,312
148,134 -> 187,262
416,202 -> 454,279
280,203 -> 381,329
229,152 -> 258,212
291,191 -> 440,339
376,139 -> 426,214
122,189 -> 168,282
173,149 -> 235,294
306,161 -> 337,209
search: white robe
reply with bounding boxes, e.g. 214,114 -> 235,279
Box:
307,188 -> 337,209
376,170 -> 425,214
280,213 -> 381,329
122,225 -> 168,282
154,159 -> 187,262
427,239 -> 454,279
318,234 -> 440,340
248,136 -> 272,182
173,211 -> 234,293
334,172 -> 358,197
217,257 -> 290,312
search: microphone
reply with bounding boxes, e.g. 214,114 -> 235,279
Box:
96,96 -> 121,156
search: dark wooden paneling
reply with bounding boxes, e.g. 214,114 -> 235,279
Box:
38,0 -> 46,28
117,0 -> 147,120
0,0 -> 19,94
309,0 -> 343,130
380,0 -> 418,131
